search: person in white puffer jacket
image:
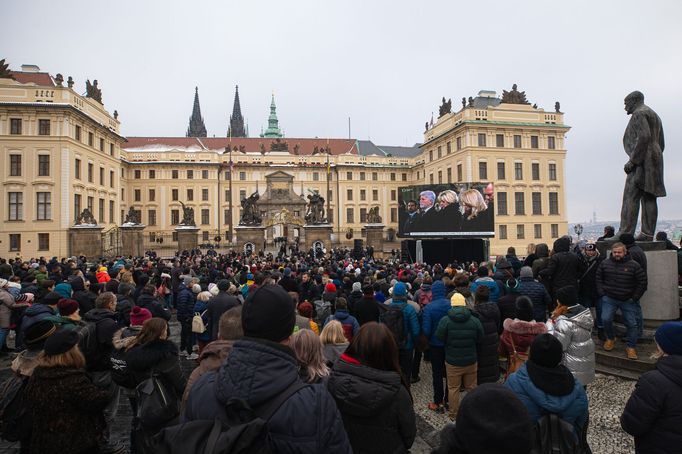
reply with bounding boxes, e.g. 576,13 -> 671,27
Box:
546,285 -> 596,386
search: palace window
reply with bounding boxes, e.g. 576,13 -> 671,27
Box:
38,233 -> 49,251
346,207 -> 354,223
499,225 -> 507,240
532,163 -> 540,180
201,209 -> 210,225
187,170 -> 194,179
8,192 -> 23,220
513,135 -> 522,148
534,224 -> 542,239
548,136 -> 556,149
517,225 -> 525,239
171,210 -> 180,225
10,155 -> 21,176
148,209 -> 156,226
496,134 -> 504,147
497,192 -> 508,215
9,234 -> 20,251
514,162 -> 523,180
478,133 -> 486,147
172,170 -> 179,179
10,118 -> 22,135
514,192 -> 525,215
551,224 -> 559,238
202,188 -> 209,201
187,189 -> 194,201
531,136 -> 539,149
497,162 -> 506,180
549,163 -> 557,181
549,192 -> 559,215
478,162 -> 487,180
202,170 -> 209,179
75,125 -> 81,140
38,119 -> 50,135
532,192 -> 542,215
38,155 -> 50,176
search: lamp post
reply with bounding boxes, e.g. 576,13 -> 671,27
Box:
573,223 -> 583,241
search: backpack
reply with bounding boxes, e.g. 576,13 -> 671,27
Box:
0,374 -> 31,442
192,310 -> 207,334
417,290 -> 432,309
313,300 -> 332,327
78,319 -> 102,367
379,303 -> 407,349
532,413 -> 583,454
152,380 -> 306,454
136,372 -> 181,428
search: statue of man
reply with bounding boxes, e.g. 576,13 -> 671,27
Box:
616,91 -> 665,241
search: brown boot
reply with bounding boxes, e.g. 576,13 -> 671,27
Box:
626,347 -> 638,360
603,339 -> 615,351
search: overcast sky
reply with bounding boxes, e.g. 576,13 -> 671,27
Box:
4,0 -> 681,223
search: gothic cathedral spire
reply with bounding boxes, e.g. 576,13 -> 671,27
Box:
228,85 -> 247,137
186,86 -> 207,137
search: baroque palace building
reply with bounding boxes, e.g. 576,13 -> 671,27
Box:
0,62 -> 568,259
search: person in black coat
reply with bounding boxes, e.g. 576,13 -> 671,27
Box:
183,285 -> 352,453
327,322 -> 416,454
69,276 -> 96,314
206,280 -> 240,341
472,286 -> 501,384
621,322 -> 682,453
135,284 -> 171,321
124,317 -> 186,452
540,236 -> 586,304
353,285 -> 381,325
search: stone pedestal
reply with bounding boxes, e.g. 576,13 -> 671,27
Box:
120,224 -> 145,257
235,225 -> 266,254
69,225 -> 104,258
302,224 -> 333,250
364,223 -> 385,257
641,249 -> 679,321
176,226 -> 199,253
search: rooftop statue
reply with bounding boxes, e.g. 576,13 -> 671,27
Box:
85,79 -> 103,104
124,207 -> 141,225
438,97 -> 452,117
501,84 -> 530,105
76,208 -> 97,226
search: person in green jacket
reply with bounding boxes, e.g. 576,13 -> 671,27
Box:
436,292 -> 484,420
48,298 -> 85,330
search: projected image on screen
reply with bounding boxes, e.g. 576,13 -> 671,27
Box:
398,182 -> 494,237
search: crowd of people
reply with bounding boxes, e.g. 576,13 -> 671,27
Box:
0,233 -> 680,453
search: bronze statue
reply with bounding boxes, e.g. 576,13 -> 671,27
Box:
55,74 -> 64,86
367,206 -> 382,224
270,138 -> 288,152
304,191 -> 326,224
425,121 -> 429,132
0,59 -> 14,80
438,97 -> 452,117
293,143 -> 300,155
555,101 -> 561,113
468,97 -> 474,107
501,84 -> 530,105
462,97 -> 467,109
124,206 -> 141,224
113,110 -> 118,120
615,91 -> 665,241
179,201 -> 196,226
67,76 -> 74,88
85,79 -> 103,104
76,208 -> 97,225
239,191 -> 262,225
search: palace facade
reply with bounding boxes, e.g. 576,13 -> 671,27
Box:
0,63 -> 569,259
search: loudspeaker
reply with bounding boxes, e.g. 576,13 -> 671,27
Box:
353,239 -> 364,259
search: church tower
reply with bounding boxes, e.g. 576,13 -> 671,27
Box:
260,93 -> 283,138
186,87 -> 207,137
227,85 -> 247,137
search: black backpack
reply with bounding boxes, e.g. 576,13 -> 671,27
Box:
0,374 -> 31,442
532,413 -> 583,454
78,319 -> 101,366
379,303 -> 407,349
152,380 -> 306,454
136,372 -> 181,428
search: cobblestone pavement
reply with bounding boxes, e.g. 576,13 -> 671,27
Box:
0,323 -> 636,454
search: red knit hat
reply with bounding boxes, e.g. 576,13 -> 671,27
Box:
130,306 -> 152,326
325,282 -> 337,293
57,298 -> 79,316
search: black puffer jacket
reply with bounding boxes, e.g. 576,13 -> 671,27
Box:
621,355 -> 682,453
183,338 -> 352,454
327,358 -> 416,454
472,302 -> 501,384
136,293 -> 171,320
540,237 -> 586,297
125,339 -> 186,397
69,277 -> 96,314
81,308 -> 120,372
596,255 -> 648,301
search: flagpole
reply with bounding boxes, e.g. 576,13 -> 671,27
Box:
326,138 -> 330,223
228,139 -> 233,243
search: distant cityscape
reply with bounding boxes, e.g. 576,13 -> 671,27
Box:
568,220 -> 682,243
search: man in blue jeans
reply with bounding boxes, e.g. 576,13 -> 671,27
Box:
596,242 -> 647,360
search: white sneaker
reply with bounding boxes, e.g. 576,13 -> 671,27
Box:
179,351 -> 188,357
187,353 -> 199,360
192,345 -> 199,352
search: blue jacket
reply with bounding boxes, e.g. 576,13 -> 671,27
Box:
389,298 -> 420,351
176,284 -> 195,318
505,364 -> 588,431
518,277 -> 551,309
324,310 -> 359,339
422,280 -> 450,347
184,338 -> 352,454
470,277 -> 501,302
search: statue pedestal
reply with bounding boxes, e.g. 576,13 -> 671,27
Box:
175,226 -> 199,253
120,224 -> 145,257
364,224 -> 385,256
302,224 -> 333,250
235,225 -> 266,254
641,249 -> 679,321
69,225 -> 104,259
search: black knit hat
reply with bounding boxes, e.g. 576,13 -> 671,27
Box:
43,291 -> 62,306
24,320 -> 57,347
453,383 -> 533,454
217,279 -> 230,291
242,284 -> 295,343
555,286 -> 578,307
530,333 -> 563,368
43,329 -> 80,356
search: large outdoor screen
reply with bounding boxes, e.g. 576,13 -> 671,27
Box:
397,182 -> 495,237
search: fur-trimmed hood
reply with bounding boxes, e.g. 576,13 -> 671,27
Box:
503,318 -> 548,335
112,326 -> 140,350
